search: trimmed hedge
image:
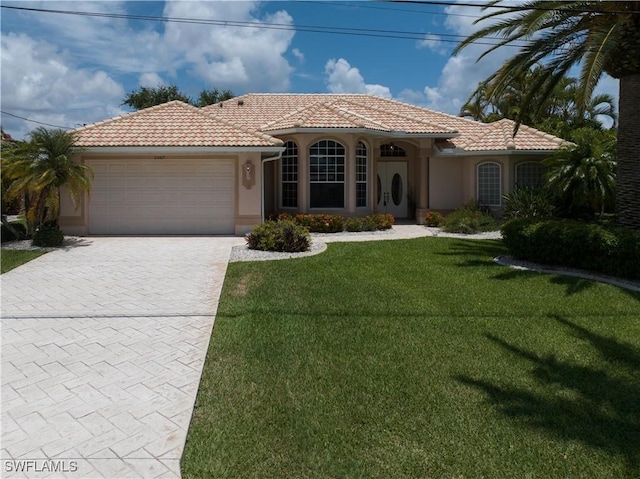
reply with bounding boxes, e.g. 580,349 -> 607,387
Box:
501,217 -> 640,280
246,220 -> 310,252
270,213 -> 394,233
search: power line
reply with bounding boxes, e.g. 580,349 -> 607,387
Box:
392,0 -> 640,15
301,1 -> 481,18
0,4 -> 530,47
1,110 -> 72,130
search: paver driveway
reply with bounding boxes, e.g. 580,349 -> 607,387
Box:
1,236 -> 244,478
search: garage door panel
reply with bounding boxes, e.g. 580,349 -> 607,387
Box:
88,159 -> 235,235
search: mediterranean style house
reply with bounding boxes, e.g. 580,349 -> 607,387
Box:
59,93 -> 567,235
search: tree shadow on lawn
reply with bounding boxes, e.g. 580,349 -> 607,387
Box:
455,314 -> 640,475
433,238 -> 506,268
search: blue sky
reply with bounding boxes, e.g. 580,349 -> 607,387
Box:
1,1 -> 619,139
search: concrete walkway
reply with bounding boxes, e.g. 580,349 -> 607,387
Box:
1,237 -> 243,478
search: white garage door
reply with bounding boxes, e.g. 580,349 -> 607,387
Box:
88,158 -> 235,235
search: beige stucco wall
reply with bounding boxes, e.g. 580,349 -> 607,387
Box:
429,156 -> 464,210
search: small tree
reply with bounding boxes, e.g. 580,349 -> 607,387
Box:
544,128 -> 617,217
2,128 -> 92,235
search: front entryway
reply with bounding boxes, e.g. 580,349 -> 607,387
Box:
377,161 -> 407,218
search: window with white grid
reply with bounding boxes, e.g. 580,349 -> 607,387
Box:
356,141 -> 368,208
477,162 -> 501,206
309,140 -> 345,208
515,161 -> 546,188
281,141 -> 298,208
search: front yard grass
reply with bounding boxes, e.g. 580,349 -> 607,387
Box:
182,237 -> 640,479
1,249 -> 46,274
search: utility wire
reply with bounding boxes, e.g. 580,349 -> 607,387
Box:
1,111 -> 72,130
0,4 -> 529,46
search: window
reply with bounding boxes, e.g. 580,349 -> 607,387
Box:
380,143 -> 406,157
356,141 -> 368,207
309,140 -> 345,208
281,141 -> 298,208
515,161 -> 546,188
477,162 -> 501,206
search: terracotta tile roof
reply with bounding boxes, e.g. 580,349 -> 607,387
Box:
73,101 -> 282,147
205,93 -> 567,152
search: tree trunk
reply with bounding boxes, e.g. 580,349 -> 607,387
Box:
616,73 -> 640,230
1,214 -> 25,240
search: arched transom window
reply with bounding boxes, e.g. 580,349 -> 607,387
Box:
356,141 -> 368,208
477,162 -> 501,206
380,143 -> 406,157
309,140 -> 345,208
281,141 -> 298,208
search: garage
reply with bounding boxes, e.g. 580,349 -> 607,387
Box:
87,158 -> 235,235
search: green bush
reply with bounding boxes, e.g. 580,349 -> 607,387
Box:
501,217 -> 640,280
345,216 -> 377,232
369,213 -> 394,230
502,186 -> 556,219
32,222 -> 64,247
424,211 -> 444,227
442,202 -> 497,234
1,222 -> 27,243
294,214 -> 344,233
246,220 -> 310,252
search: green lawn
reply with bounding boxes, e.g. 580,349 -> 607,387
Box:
182,237 -> 640,479
1,248 -> 46,274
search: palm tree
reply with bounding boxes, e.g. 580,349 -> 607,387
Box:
454,1 -> 640,229
2,127 -> 92,235
544,128 -> 617,217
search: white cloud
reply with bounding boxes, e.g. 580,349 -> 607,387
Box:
324,58 -> 392,98
161,1 -> 295,91
423,1 -> 620,117
416,33 -> 446,55
292,48 -> 305,63
1,32 -> 125,139
139,73 -> 165,88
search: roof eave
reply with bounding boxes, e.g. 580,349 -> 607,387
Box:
261,127 -> 458,138
434,148 -> 561,157
77,146 -> 285,154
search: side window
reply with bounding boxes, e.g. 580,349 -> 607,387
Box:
281,141 -> 298,208
477,162 -> 501,206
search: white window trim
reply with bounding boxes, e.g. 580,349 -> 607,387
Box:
477,161 -> 502,206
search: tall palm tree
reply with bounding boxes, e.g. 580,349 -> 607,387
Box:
2,127 -> 92,234
544,128 -> 617,216
454,1 -> 640,229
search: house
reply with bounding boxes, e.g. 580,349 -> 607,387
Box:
60,93 -> 567,236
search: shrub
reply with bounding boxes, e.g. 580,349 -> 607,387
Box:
246,220 -> 310,252
502,186 -> 556,219
442,202 -> 497,234
345,216 -> 377,232
369,213 -> 394,230
501,217 -> 640,280
1,222 -> 27,243
32,222 -> 64,247
424,211 -> 444,227
294,214 -> 344,233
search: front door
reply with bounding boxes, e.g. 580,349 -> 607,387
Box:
377,161 -> 407,218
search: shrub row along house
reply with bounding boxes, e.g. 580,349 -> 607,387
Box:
60,93 -> 568,235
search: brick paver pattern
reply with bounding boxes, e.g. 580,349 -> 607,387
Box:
1,237 -> 243,478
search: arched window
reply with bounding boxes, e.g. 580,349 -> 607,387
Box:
515,161 -> 546,188
477,162 -> 501,206
309,139 -> 345,208
356,141 -> 368,208
281,141 -> 298,208
380,143 -> 406,157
